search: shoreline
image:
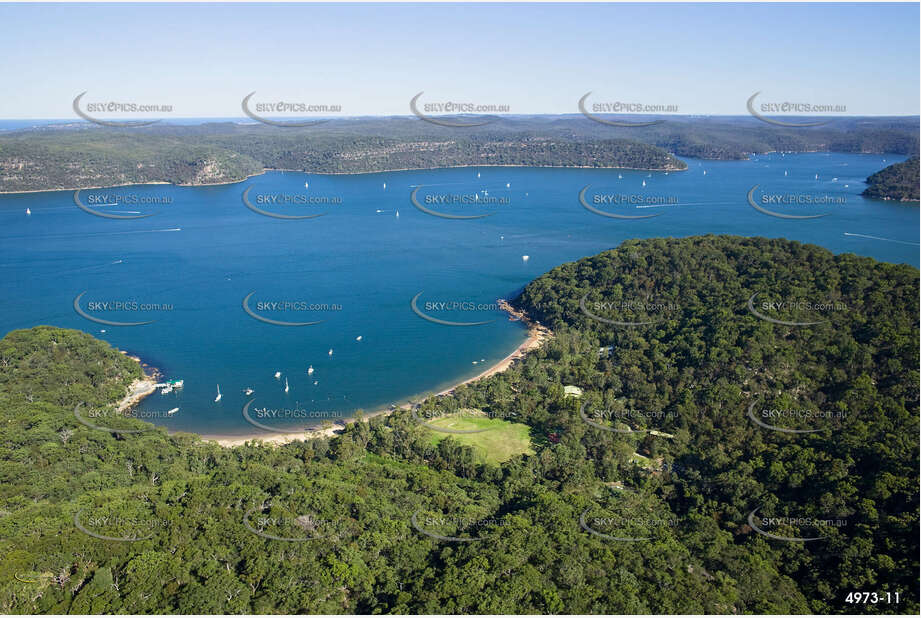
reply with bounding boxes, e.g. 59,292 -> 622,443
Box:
0,163 -> 686,195
199,301 -> 552,448
115,351 -> 162,412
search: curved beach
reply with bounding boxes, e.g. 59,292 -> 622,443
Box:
207,302 -> 552,447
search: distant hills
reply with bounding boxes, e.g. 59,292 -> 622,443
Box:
863,156 -> 920,202
0,115 -> 918,193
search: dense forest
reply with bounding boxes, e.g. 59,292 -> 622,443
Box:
862,156 -> 920,201
0,236 -> 917,614
1,115 -> 918,192
0,125 -> 683,193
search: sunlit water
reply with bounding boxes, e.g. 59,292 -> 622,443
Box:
0,152 -> 916,436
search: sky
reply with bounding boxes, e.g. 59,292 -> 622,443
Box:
0,2 -> 918,119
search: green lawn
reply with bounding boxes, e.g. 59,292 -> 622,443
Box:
423,412 -> 535,464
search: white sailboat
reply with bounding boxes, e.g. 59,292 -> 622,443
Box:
25,208 -> 31,215
355,335 -> 362,341
395,210 -> 399,217
307,365 -> 314,375
214,385 -> 222,402
274,371 -> 282,379
328,348 -> 333,356
522,255 -> 530,261
284,378 -> 289,393
506,183 -> 510,188
618,174 -> 623,179
383,182 -> 387,189
305,181 -> 309,189
642,180 -> 646,187
477,172 -> 481,178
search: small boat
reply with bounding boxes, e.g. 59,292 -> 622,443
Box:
355,335 -> 362,341
815,174 -> 819,180
328,348 -> 333,356
244,387 -> 254,395
472,361 -> 478,365
522,255 -> 529,261
305,181 -> 309,189
307,365 -> 314,375
480,358 -> 485,362
284,378 -> 289,393
642,180 -> 646,187
313,380 -> 318,385
100,329 -> 106,333
161,384 -> 173,394
214,385 -> 222,402
274,371 -> 282,379
832,177 -> 838,182
506,183 -> 510,188
702,170 -> 707,175
500,235 -> 504,240
784,170 -> 788,176
395,210 -> 400,217
477,172 -> 481,178
383,182 -> 387,189
618,174 -> 623,179
25,208 -> 31,215
167,407 -> 179,416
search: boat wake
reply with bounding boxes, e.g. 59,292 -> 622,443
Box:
844,232 -> 919,246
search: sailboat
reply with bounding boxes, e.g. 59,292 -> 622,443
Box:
25,208 -> 31,215
395,210 -> 399,217
506,183 -> 510,188
307,365 -> 314,375
522,255 -> 530,261
274,371 -> 282,379
642,180 -> 646,187
618,174 -> 623,179
383,182 -> 387,189
477,172 -> 481,178
214,385 -> 222,402
355,335 -> 362,341
284,378 -> 289,393
328,348 -> 333,356
244,387 -> 254,395
305,181 -> 309,189
815,174 -> 819,180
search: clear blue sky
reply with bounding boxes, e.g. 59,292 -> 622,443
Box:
0,2 -> 918,118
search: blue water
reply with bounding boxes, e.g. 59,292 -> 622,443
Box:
0,153 -> 917,436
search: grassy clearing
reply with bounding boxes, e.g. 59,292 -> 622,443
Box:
424,412 -> 535,464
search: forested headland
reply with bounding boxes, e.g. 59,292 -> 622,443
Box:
0,235 -> 917,614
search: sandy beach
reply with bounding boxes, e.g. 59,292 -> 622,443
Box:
206,300 -> 552,448
111,299 -> 551,448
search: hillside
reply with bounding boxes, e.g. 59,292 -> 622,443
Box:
1,114 -> 919,192
862,156 -> 920,201
1,236 -> 918,614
